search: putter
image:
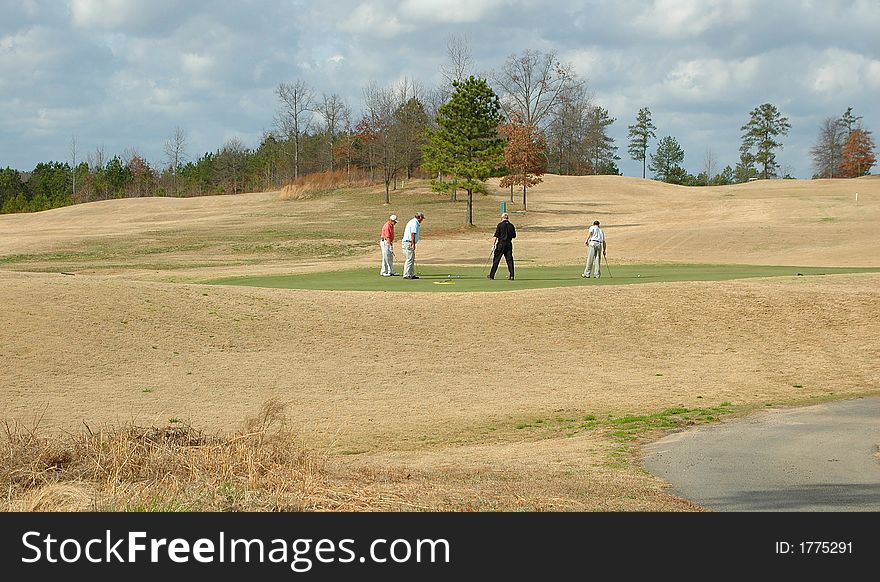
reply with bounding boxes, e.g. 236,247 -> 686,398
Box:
603,253 -> 613,278
484,244 -> 496,276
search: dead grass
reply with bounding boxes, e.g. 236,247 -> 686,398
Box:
6,397 -> 645,512
0,399 -> 425,511
279,169 -> 376,200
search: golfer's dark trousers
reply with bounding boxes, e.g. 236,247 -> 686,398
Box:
489,242 -> 514,279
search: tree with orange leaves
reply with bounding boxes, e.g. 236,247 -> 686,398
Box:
499,113 -> 547,211
839,128 -> 876,178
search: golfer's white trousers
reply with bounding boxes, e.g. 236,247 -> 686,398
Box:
584,242 -> 602,278
380,240 -> 395,275
402,241 -> 416,278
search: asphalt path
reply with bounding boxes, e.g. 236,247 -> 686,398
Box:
641,397 -> 880,511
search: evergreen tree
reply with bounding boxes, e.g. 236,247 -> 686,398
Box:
839,107 -> 863,136
740,103 -> 791,179
627,107 -> 656,179
28,162 -> 71,210
648,136 -> 685,183
710,165 -> 736,186
735,142 -> 757,183
423,76 -> 505,226
0,167 -> 26,211
585,106 -> 619,175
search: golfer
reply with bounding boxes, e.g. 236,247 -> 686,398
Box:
379,214 -> 398,276
488,212 -> 516,280
402,211 -> 424,280
583,220 -> 606,278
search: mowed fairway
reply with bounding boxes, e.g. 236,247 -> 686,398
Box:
2,174 -> 879,511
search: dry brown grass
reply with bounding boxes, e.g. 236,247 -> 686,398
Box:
279,169 -> 376,200
0,399 -> 429,511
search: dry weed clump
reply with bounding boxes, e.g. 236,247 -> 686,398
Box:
0,399 -> 384,512
279,169 -> 376,201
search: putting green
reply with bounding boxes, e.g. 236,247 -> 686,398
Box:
206,264 -> 880,292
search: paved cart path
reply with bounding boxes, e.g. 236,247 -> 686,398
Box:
642,397 -> 880,511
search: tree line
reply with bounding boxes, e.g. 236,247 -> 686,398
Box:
1,38 -> 876,217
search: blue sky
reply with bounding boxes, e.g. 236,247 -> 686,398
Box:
1,0 -> 878,178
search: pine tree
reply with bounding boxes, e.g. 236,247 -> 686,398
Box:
627,107 -> 656,179
423,77 -> 505,226
649,136 -> 685,183
585,106 -> 620,175
740,103 -> 790,179
840,107 -> 863,136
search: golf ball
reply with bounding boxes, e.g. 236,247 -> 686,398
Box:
637,274 -> 641,277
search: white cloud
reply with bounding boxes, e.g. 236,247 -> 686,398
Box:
809,48 -> 880,99
181,52 -> 217,88
565,48 -> 605,82
399,0 -> 507,23
867,61 -> 880,92
339,2 -> 414,37
69,0 -> 198,35
633,0 -> 755,39
660,56 -> 762,101
0,27 -> 63,82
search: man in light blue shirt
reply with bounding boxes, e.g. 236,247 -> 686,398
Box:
401,211 -> 424,279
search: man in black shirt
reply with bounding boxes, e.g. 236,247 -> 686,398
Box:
488,212 -> 517,280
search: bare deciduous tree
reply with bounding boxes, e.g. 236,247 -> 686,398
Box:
123,147 -> 154,198
703,148 -> 717,185
810,117 -> 846,178
275,80 -> 314,181
315,93 -> 348,172
88,143 -> 106,173
69,135 -> 78,199
493,49 -> 581,128
440,33 -> 474,91
391,79 -> 429,183
546,83 -> 593,174
363,81 -> 404,203
218,136 -> 247,194
163,127 -> 187,196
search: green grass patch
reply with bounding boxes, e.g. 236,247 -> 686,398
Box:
506,403 -> 737,443
206,263 -> 880,293
605,405 -> 734,440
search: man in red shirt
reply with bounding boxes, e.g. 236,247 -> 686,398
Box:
380,214 -> 399,276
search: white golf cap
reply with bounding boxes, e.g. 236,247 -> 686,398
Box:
390,214 -> 398,222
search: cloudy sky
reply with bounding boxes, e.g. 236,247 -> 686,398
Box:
2,0 -> 878,179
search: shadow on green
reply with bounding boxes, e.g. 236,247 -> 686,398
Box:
205,264 -> 879,292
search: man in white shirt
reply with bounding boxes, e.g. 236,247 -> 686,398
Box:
401,211 -> 424,279
583,220 -> 606,278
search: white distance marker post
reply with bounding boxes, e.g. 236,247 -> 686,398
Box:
855,192 -> 859,202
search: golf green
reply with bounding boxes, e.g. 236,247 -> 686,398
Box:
206,264 -> 880,292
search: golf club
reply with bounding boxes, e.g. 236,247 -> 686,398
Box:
484,243 -> 496,275
603,252 -> 613,278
